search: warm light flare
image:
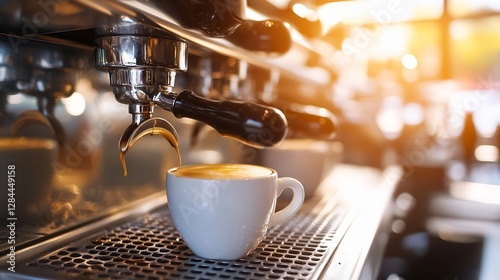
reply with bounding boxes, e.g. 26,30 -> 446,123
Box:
402,54 -> 418,69
450,180 -> 500,205
376,109 -> 404,139
474,145 -> 499,162
317,1 -> 367,32
62,92 -> 86,116
403,103 -> 424,125
369,25 -> 409,60
7,93 -> 25,104
292,3 -> 319,21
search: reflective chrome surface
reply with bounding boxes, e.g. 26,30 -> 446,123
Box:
0,34 -> 173,233
0,0 -> 329,85
95,36 -> 188,70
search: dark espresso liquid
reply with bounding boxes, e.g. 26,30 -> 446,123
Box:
171,164 -> 273,179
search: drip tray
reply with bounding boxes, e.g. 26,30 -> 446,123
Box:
16,195 -> 352,279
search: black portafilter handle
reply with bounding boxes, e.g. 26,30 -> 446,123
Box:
170,90 -> 288,148
227,20 -> 292,55
269,101 -> 338,140
156,1 -> 292,54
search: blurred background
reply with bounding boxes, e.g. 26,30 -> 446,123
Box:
251,0 -> 500,279
258,0 -> 500,279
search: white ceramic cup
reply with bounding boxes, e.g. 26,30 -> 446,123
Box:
257,139 -> 342,198
166,163 -> 305,260
0,137 -> 57,221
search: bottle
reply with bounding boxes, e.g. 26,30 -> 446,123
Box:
459,112 -> 477,165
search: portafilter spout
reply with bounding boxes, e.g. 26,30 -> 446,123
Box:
118,104 -> 180,177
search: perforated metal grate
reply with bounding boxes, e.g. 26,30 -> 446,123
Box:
27,198 -> 347,279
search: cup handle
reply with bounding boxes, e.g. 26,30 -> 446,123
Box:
269,177 -> 305,227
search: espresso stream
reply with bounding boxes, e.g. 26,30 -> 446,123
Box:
119,128 -> 182,177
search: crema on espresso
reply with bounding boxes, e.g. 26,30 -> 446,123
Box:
170,164 -> 273,179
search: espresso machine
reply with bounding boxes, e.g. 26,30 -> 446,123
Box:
0,1 -> 402,279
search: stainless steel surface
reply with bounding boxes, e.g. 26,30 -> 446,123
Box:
120,1 -> 329,86
95,36 -> 188,71
0,33 -> 173,238
95,33 -> 187,106
22,196 -> 348,279
0,0 -> 329,86
0,34 -> 89,144
321,165 -> 402,280
128,104 -> 155,126
1,164 -> 400,280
